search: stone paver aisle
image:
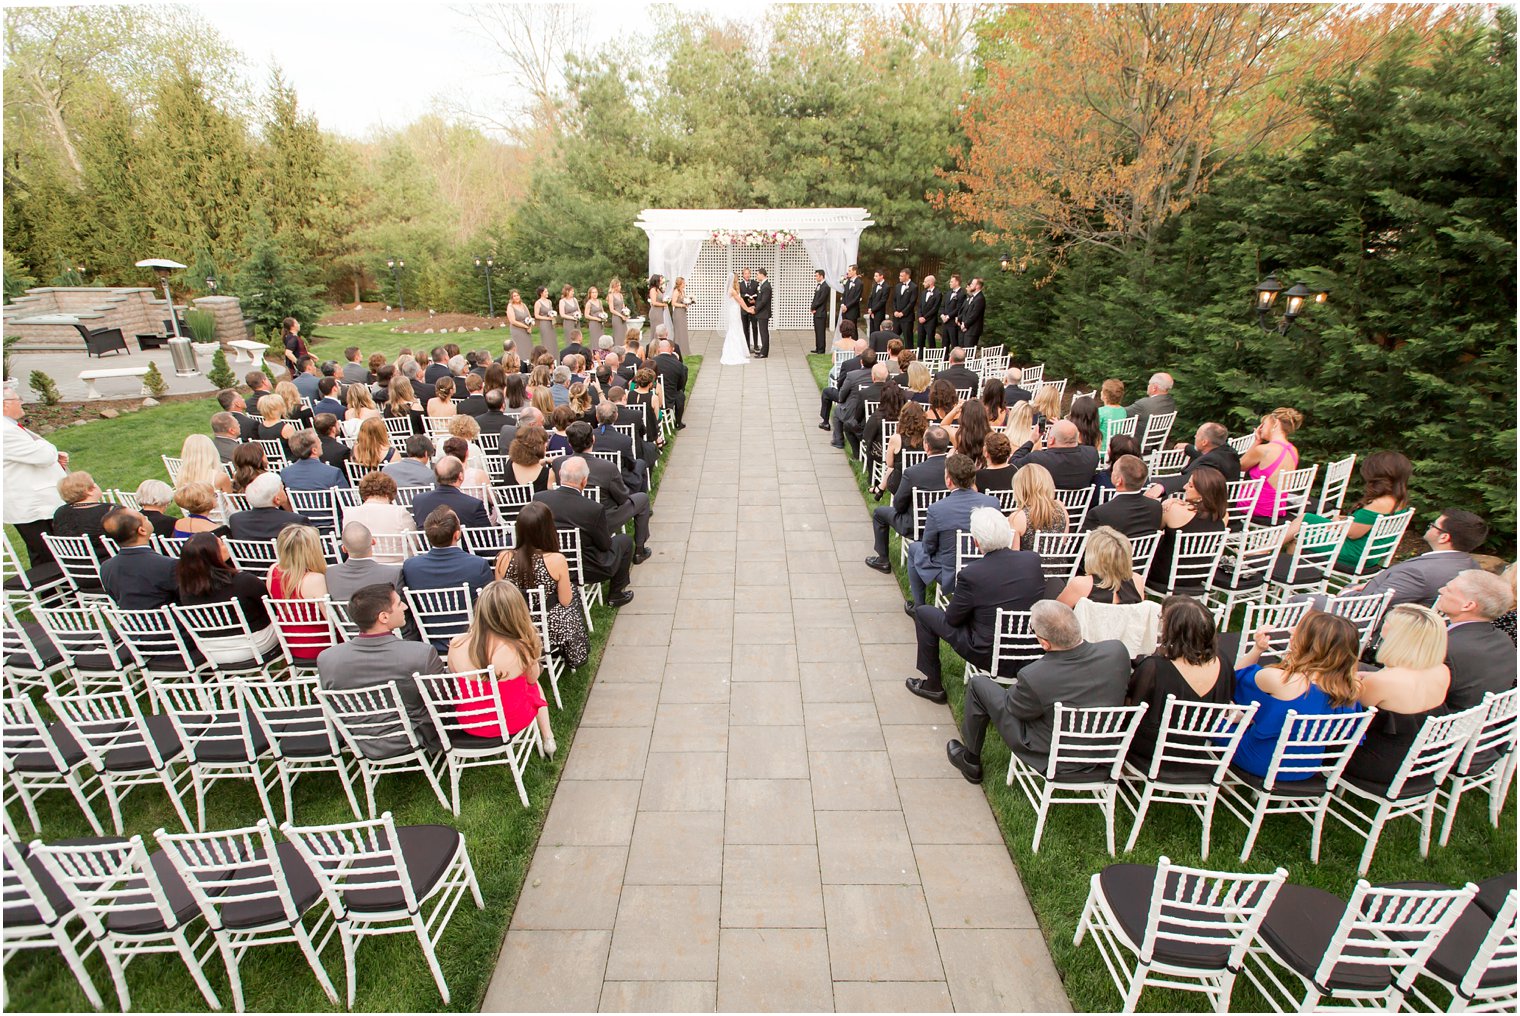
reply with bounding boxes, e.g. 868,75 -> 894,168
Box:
482,330 -> 1069,1013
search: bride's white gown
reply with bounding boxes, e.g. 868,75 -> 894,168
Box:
720,292 -> 751,365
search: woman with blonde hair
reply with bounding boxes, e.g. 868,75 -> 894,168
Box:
266,523 -> 332,661
1240,406 -> 1305,524
527,364 -> 553,393
1342,604 -> 1451,788
351,416 -> 396,469
274,380 -> 310,427
343,383 -> 381,438
1031,383 -> 1062,429
178,433 -> 232,494
447,580 -> 555,753
1004,400 -> 1037,449
585,285 -> 607,344
904,361 -> 933,403
568,381 -> 593,420
171,481 -> 226,539
530,387 -> 555,418
445,414 -> 487,475
1057,526 -> 1144,606
1231,611 -> 1364,779
1007,462 -> 1069,548
255,394 -> 296,456
427,376 -> 458,420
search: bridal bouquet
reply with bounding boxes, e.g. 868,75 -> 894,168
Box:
709,229 -> 798,249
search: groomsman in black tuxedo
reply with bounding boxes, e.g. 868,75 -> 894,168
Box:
740,268 -> 758,350
892,269 -> 917,336
915,275 -> 942,352
941,274 -> 965,349
753,268 -> 773,358
840,265 -> 862,330
868,270 -> 889,336
810,269 -> 831,354
958,277 -> 986,347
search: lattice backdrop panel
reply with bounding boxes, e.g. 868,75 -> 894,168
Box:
686,242 -> 823,332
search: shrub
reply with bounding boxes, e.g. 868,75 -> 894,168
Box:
185,308 -> 218,343
142,361 -> 169,397
207,348 -> 236,389
28,370 -> 60,405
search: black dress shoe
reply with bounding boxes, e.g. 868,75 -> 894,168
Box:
818,421 -> 830,430
608,589 -> 635,608
905,678 -> 947,704
903,599 -> 918,617
675,423 -> 687,430
946,740 -> 983,784
632,548 -> 652,565
863,555 -> 893,573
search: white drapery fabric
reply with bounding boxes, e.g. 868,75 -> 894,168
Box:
650,236 -> 707,289
802,235 -> 860,294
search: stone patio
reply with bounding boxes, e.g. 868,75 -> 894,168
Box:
481,328 -> 1070,1013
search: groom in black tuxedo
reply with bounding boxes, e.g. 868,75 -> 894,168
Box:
840,265 -> 862,330
810,269 -> 830,354
753,269 -> 772,358
740,268 -> 758,350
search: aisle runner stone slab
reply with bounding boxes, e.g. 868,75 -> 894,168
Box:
482,330 -> 1070,1013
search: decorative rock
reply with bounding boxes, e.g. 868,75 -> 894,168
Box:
472,326 -> 481,331
141,397 -> 159,407
72,419 -> 89,427
99,408 -> 120,419
424,328 -> 434,334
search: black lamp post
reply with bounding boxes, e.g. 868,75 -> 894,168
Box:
385,256 -> 406,311
205,277 -> 218,293
475,254 -> 496,318
1253,273 -> 1326,334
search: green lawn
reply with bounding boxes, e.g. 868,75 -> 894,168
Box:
6,357 -> 701,1013
806,353 -> 1515,1013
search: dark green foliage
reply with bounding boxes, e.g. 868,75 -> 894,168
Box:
141,360 -> 168,397
206,347 -> 236,389
3,252 -> 37,304
28,370 -> 60,405
184,308 -> 218,343
234,234 -> 326,341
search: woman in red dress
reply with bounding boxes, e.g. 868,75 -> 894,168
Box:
446,581 -> 555,753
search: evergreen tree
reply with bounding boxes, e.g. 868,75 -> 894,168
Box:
233,232 -> 324,341
207,348 -> 236,389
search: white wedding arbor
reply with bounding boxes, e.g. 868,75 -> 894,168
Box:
635,208 -> 874,331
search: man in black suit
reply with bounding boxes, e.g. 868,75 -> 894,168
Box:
210,412 -> 243,463
840,264 -> 862,331
410,456 -> 492,529
810,269 -> 831,354
217,388 -> 260,441
535,456 -> 636,606
1085,455 -> 1162,539
867,269 -> 889,336
227,474 -> 311,541
933,346 -> 980,396
841,362 -> 888,457
1438,570 -> 1518,709
957,277 -> 986,347
820,337 -> 868,433
593,402 -> 649,492
1002,366 -> 1033,406
906,506 -> 1045,703
866,426 -> 950,572
424,347 -> 451,385
1011,420 -> 1100,489
398,507 -> 493,613
457,374 -> 489,417
945,601 -> 1130,783
892,269 -> 916,337
753,268 -> 773,358
652,339 -> 687,429
739,268 -> 758,350
557,422 -> 651,556
1149,422 -> 1242,496
474,389 -> 513,436
605,387 -> 659,470
940,274 -> 965,349
830,349 -> 877,449
312,377 -> 346,421
914,274 -> 942,352
99,509 -> 179,609
560,333 -> 588,366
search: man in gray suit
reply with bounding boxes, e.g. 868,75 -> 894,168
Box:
325,522 -> 403,602
1437,569 -> 1517,709
830,350 -> 878,449
1351,509 -> 1487,609
315,583 -> 444,756
341,346 -> 369,385
945,601 -> 1130,783
1124,371 -> 1177,436
210,412 -> 242,463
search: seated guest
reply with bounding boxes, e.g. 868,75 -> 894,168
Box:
1030,383 -> 1062,430
175,532 -> 277,663
384,376 -> 424,436
312,377 -> 346,420
384,434 -> 436,489
866,426 -> 950,573
879,402 -> 928,499
1231,611 -> 1364,779
1291,451 -> 1411,570
276,380 -> 315,431
933,345 -> 980,395
904,361 -> 933,404
445,414 -> 489,476
458,372 -> 489,418
534,456 -> 636,607
51,471 -> 112,542
171,481 -> 225,539
352,416 -> 398,474
411,455 -> 492,529
1067,396 -> 1102,451
366,352 -> 388,385
1344,604 -> 1451,789
216,388 -> 260,441
1148,422 -> 1241,496
427,376 -> 458,420
906,453 -> 1001,608
280,431 -> 349,491
979,380 -> 1010,428
1124,371 -> 1177,436
342,345 -> 368,385
1058,526 -> 1145,607
499,405 -> 541,456
495,502 -> 590,670
1437,569 -> 1518,709
343,384 -> 382,439
1006,463 -> 1069,549
400,506 -> 492,598
906,506 -> 1044,703
475,388 -> 514,435
342,471 -> 416,562
316,583 -> 443,754
292,356 -> 321,401
180,433 -> 234,495
326,521 -> 403,602
446,581 -> 556,753
605,386 -> 659,467
1496,564 -> 1517,645
444,436 -> 491,489
548,365 -> 573,407
944,601 -> 1131,783
134,480 -> 178,538
947,398 -> 992,465
1240,407 -> 1304,525
227,473 -> 308,541
1349,508 -> 1487,608
862,383 -> 907,490
99,508 -> 178,608
1125,596 -> 1233,768
925,378 -> 957,427
1084,455 -> 1162,539
976,432 -> 1016,494
1149,467 -> 1229,584
314,413 -> 351,469
841,362 -> 889,456
547,404 -> 578,456
1011,420 -> 1099,490
267,524 -> 333,660
592,402 -> 648,493
1003,366 -> 1032,405
255,394 -> 297,458
1003,400 -> 1037,451
210,411 -> 243,463
508,425 -> 558,493
556,421 -> 651,560
1098,379 -> 1126,436
1095,434 -> 1142,493
829,349 -> 876,446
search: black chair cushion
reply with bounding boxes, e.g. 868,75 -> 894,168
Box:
1476,874 -> 1517,920
102,714 -> 185,771
4,562 -> 64,592
1341,771 -> 1439,801
6,622 -> 62,668
278,732 -> 337,758
1378,882 -> 1513,991
220,841 -> 323,930
1272,556 -> 1326,585
212,644 -> 286,673
8,720 -> 87,773
1227,764 -> 1328,797
446,727 -> 505,751
342,825 -> 461,915
188,724 -> 269,764
1259,884 -> 1395,992
106,848 -> 211,934
5,837 -> 129,926
1097,864 -> 1243,970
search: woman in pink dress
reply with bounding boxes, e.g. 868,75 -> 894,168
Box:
1239,406 -> 1304,525
446,581 -> 555,753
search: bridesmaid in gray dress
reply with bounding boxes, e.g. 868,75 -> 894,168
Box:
534,286 -> 558,359
507,289 -> 534,350
647,275 -> 668,337
585,287 -> 607,345
669,276 -> 692,352
558,285 -> 582,348
608,278 -> 629,343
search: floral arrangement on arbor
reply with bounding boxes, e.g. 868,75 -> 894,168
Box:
709,229 -> 799,248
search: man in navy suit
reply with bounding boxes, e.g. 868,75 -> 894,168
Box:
279,431 -> 349,492
866,427 -> 951,572
424,347 -> 452,385
906,506 -> 1046,703
99,508 -> 179,609
398,506 -> 492,597
311,377 -> 346,420
292,356 -> 321,401
905,454 -> 1002,608
409,456 -> 492,529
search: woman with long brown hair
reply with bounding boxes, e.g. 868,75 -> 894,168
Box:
1293,449 -> 1413,569
881,401 -> 928,498
343,383 -> 382,439
1150,465 -> 1229,582
230,443 -> 268,494
351,416 -> 396,470
926,378 -> 957,426
446,580 -> 555,752
508,425 -> 557,492
950,398 -> 991,466
493,501 -> 588,671
385,376 -> 423,435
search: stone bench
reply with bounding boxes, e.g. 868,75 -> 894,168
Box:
78,366 -> 150,399
227,339 -> 269,365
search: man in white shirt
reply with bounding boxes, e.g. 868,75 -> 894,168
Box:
2,381 -> 67,565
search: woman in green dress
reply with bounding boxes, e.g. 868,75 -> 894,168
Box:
1289,450 -> 1412,569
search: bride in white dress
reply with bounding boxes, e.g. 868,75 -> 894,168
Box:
720,273 -> 752,366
